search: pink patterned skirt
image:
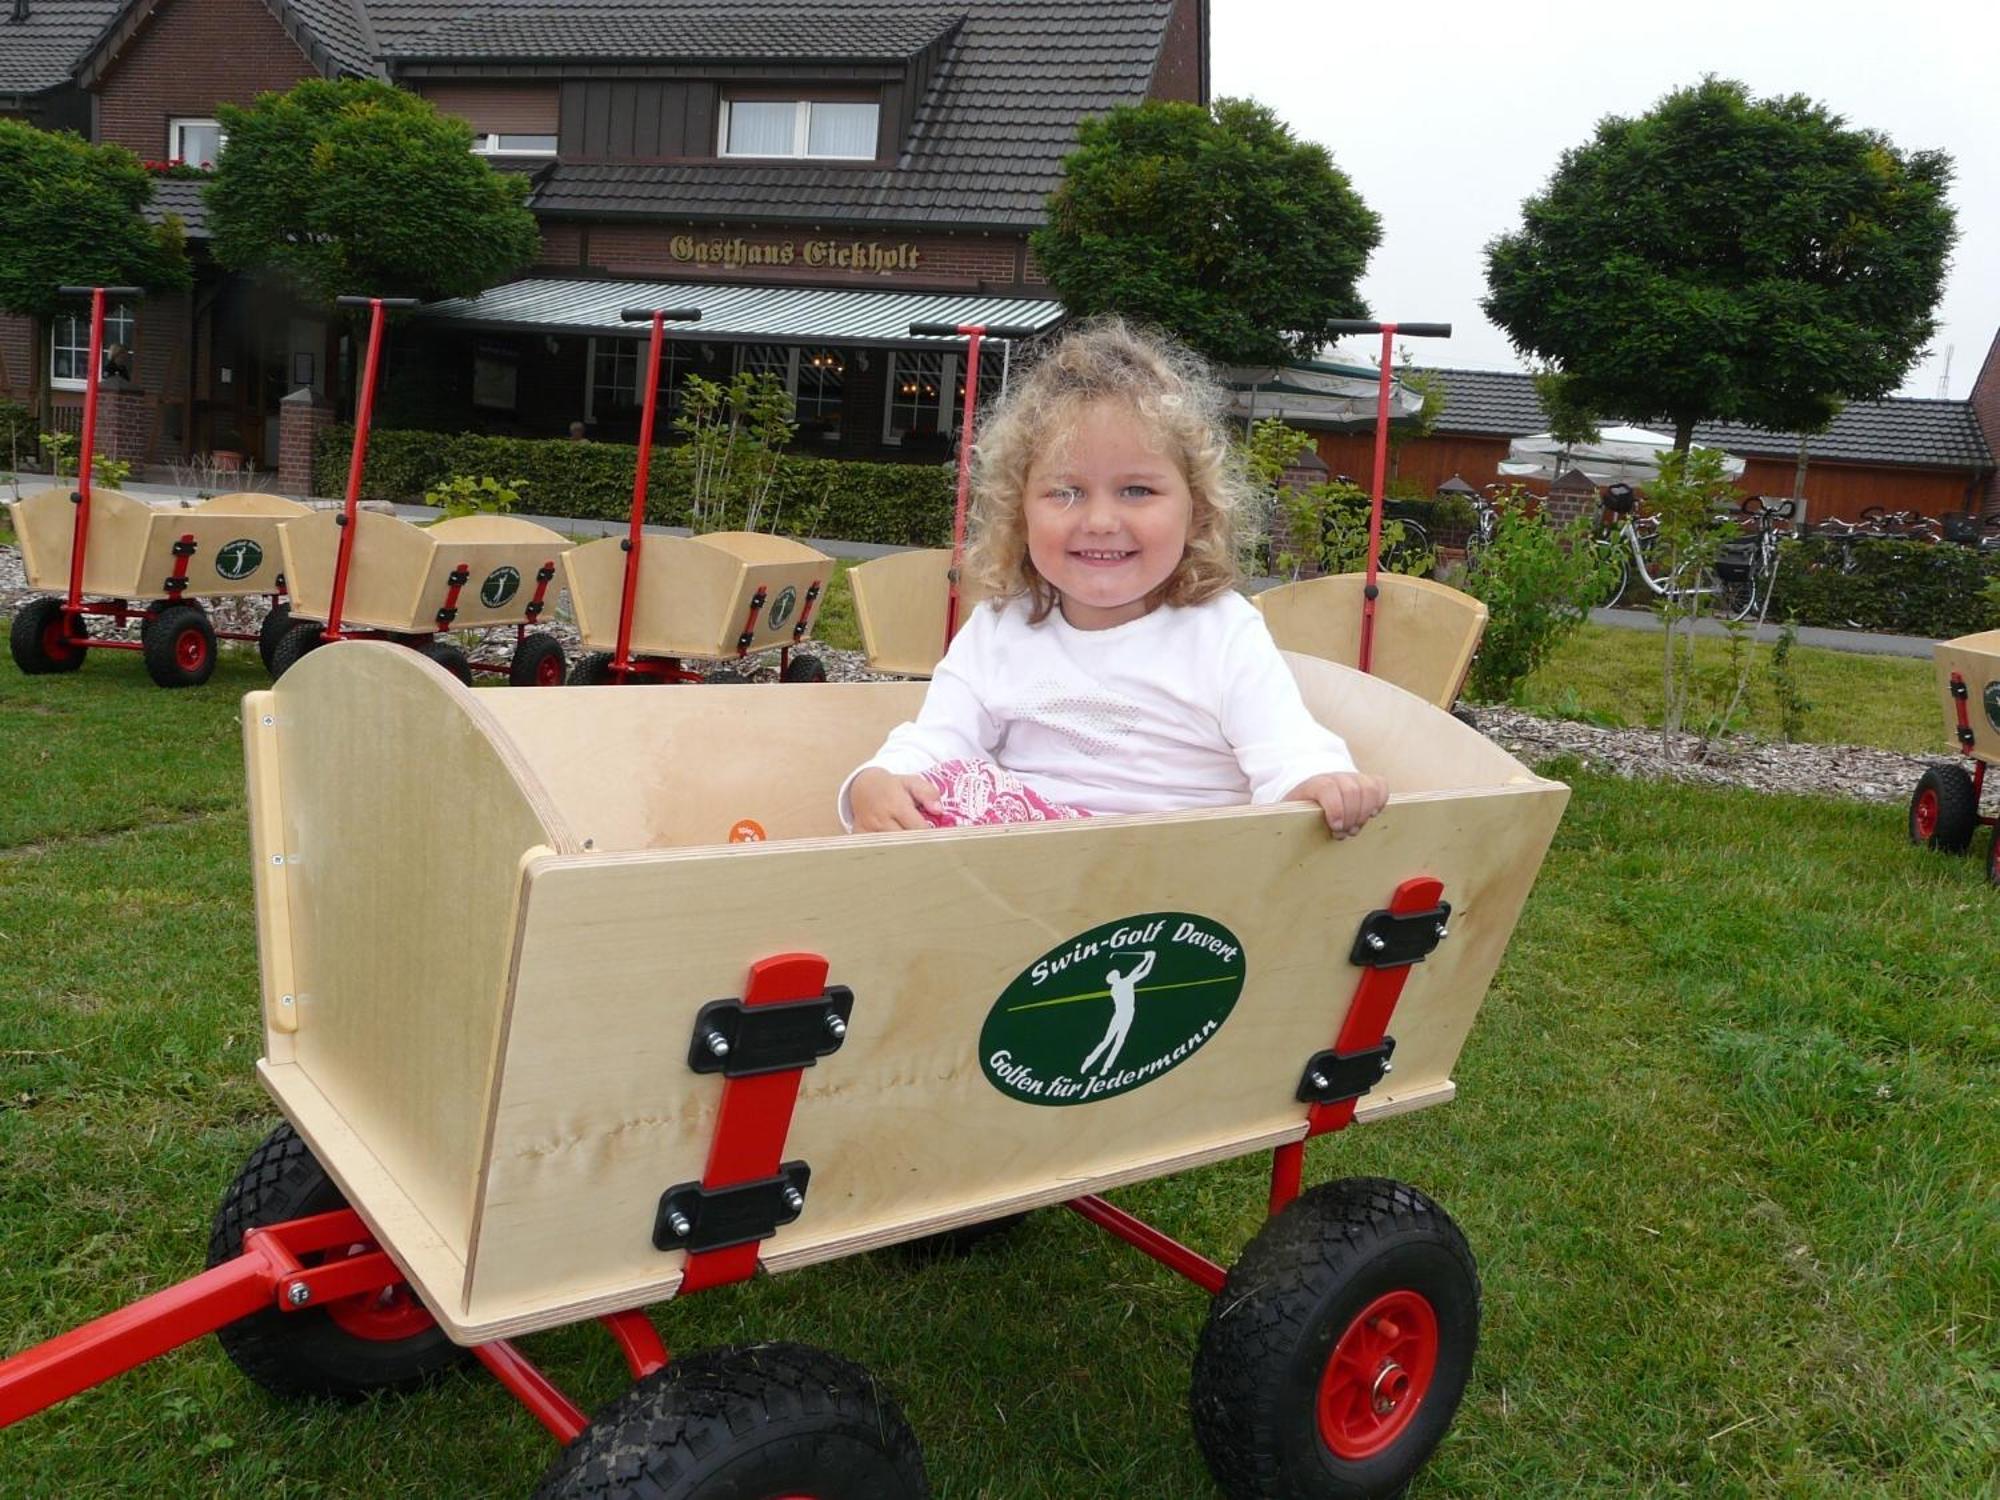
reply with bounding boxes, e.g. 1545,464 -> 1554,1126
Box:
919,759 -> 1092,828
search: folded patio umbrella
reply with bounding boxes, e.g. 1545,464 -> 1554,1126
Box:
1498,425 -> 1746,485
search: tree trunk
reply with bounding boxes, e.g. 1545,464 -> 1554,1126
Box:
1791,432 -> 1809,501
1672,414 -> 1696,452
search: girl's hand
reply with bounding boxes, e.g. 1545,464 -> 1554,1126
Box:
850,768 -> 944,832
1286,772 -> 1389,839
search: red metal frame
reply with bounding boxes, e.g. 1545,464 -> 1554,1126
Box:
679,952 -> 830,1293
324,299 -> 393,643
62,288 -> 109,625
1358,325 -> 1397,674
1948,674 -> 1998,830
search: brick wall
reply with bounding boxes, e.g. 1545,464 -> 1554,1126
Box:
94,0 -> 315,159
582,224 -> 1028,290
277,388 -> 332,496
1969,329 -> 2000,518
538,222 -> 586,269
1148,0 -> 1205,103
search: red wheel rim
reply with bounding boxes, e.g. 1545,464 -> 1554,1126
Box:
175,626 -> 209,672
41,616 -> 79,663
1912,788 -> 1938,841
1316,1289 -> 1439,1461
535,653 -> 564,686
321,1242 -> 436,1342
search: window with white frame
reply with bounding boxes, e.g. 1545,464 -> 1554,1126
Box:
884,349 -> 1006,444
168,118 -> 224,168
719,99 -> 879,160
51,302 -> 136,389
585,336 -> 727,423
471,132 -> 558,156
732,344 -> 845,440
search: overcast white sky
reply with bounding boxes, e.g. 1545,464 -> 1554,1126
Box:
1212,0 -> 1999,398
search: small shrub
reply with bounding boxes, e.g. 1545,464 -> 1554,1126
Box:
425,473 -> 524,520
1460,487 -> 1623,702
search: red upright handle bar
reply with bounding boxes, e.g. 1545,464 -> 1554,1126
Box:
53,286 -> 145,622
323,295 -> 420,641
611,307 -> 701,677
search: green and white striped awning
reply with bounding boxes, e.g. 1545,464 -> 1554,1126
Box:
420,277 -> 1066,349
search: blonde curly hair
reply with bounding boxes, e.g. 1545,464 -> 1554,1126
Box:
962,317 -> 1254,622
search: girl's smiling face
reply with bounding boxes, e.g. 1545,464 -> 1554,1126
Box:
1023,400 -> 1194,630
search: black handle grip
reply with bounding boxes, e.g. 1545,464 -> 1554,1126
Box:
908,321 -> 1042,339
1324,319 -> 1452,338
58,285 -> 146,298
334,295 -> 422,309
621,307 -> 702,323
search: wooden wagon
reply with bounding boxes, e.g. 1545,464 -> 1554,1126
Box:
845,547 -> 993,677
1254,573 -> 1489,713
272,511 -> 573,686
1909,628 -> 2000,884
559,529 -> 834,683
7,487 -> 306,686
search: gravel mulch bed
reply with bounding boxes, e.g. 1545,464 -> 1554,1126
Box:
4,539 -> 1964,810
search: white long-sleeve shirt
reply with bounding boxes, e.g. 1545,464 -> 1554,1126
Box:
839,590 -> 1358,828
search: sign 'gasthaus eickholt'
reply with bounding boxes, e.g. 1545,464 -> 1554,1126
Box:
667,234 -> 923,274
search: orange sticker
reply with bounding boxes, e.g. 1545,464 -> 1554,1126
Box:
728,819 -> 767,843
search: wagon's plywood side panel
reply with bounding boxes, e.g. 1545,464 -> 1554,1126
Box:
1256,575 -> 1488,711
9,486 -> 153,595
457,782 -> 1566,1338
191,492 -> 312,517
409,517 -> 571,630
1285,652 -> 1529,791
848,548 -> 992,677
479,681 -> 927,850
1935,631 -> 2000,762
563,534 -> 739,654
265,643 -> 573,1263
280,510 -> 434,628
131,507 -> 296,597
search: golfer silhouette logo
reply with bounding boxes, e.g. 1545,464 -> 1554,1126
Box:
1080,950 -> 1153,1075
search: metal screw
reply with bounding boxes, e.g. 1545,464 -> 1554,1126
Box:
782,1186 -> 805,1212
704,1030 -> 730,1058
1308,1071 -> 1330,1092
1380,1061 -> 1394,1076
666,1211 -> 692,1238
280,994 -> 294,1008
825,1014 -> 847,1039
270,853 -> 284,866
285,1281 -> 311,1307
260,714 -> 274,726
1365,932 -> 1387,953
1434,923 -> 1450,941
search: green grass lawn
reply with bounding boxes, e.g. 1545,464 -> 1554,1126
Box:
2,640 -> 1995,1498
1502,622 -> 1946,756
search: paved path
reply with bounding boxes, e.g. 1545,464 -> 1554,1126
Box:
1587,606 -> 1934,659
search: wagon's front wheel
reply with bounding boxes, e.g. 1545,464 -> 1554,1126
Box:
257,603 -> 293,671
10,596 -> 88,674
1190,1178 -> 1478,1500
1908,764 -> 1978,854
142,603 -> 217,688
421,639 -> 473,685
207,1123 -> 467,1399
268,620 -> 324,680
534,1342 -> 929,1500
781,652 -> 828,684
569,650 -> 616,685
510,631 -> 567,687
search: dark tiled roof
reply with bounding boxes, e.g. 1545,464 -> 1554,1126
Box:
0,0 -> 123,94
524,1 -> 1177,228
389,7 -> 966,61
280,0 -> 376,75
141,175 -> 210,238
1427,367 -> 1994,472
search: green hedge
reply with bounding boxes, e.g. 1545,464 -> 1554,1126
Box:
1768,536 -> 1999,638
313,427 -> 957,547
0,400 -> 35,468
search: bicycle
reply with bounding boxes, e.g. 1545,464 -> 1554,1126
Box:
1712,496 -> 1796,621
1591,483 -> 1742,616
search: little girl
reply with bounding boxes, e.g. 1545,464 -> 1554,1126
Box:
843,318 -> 1388,838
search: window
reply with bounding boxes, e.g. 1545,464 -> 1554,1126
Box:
584,337 -> 726,423
732,344 -> 846,441
168,118 -> 224,168
720,99 -> 879,160
471,132 -> 558,156
885,349 -> 1006,445
51,302 -> 136,390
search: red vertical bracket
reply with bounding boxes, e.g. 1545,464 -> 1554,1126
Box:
734,586 -> 769,655
164,534 -> 196,599
1307,876 -> 1445,1138
674,953 -> 830,1294
524,561 -> 557,624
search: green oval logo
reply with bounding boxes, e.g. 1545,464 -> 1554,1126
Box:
215,538 -> 263,581
481,566 -> 521,609
980,912 -> 1245,1106
768,584 -> 798,631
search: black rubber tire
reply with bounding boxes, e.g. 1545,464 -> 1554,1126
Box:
142,603 -> 218,688
1449,704 -> 1478,731
569,650 -> 617,685
207,1123 -> 466,1400
703,667 -> 754,684
267,620 -> 325,680
781,652 -> 828,684
509,631 -> 568,687
533,1342 -> 930,1500
9,596 -> 88,674
421,639 -> 473,685
897,1211 -> 1031,1261
258,603 -> 293,671
1909,764 -> 1978,854
1190,1178 -> 1479,1500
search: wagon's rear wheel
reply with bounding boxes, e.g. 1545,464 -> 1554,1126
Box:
1908,764 -> 1978,854
1190,1178 -> 1478,1500
10,596 -> 88,674
207,1122 -> 467,1399
257,603 -> 293,671
509,631 -> 567,687
268,620 -> 325,680
421,639 -> 473,685
781,653 -> 828,684
533,1342 -> 929,1500
142,603 -> 218,688
569,650 -> 617,685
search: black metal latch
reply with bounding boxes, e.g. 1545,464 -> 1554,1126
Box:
688,986 -> 854,1078
1349,903 -> 1451,968
1296,1038 -> 1396,1106
654,1163 -> 810,1253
